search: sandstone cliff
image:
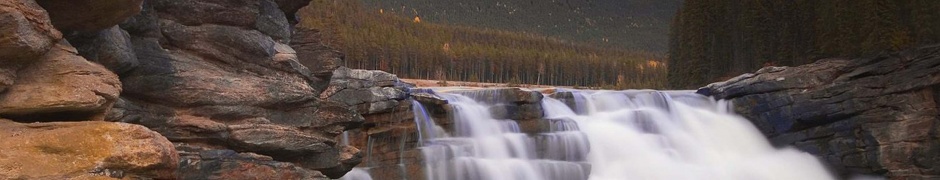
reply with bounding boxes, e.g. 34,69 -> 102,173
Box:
0,0 -> 369,179
700,45 -> 940,179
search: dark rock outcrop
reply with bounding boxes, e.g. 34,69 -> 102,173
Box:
176,144 -> 331,180
68,26 -> 139,75
0,119 -> 179,179
36,0 -> 144,33
701,45 -> 940,179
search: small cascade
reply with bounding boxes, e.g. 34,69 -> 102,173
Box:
339,131 -> 375,180
410,88 -> 833,180
419,92 -> 589,180
568,90 -> 833,180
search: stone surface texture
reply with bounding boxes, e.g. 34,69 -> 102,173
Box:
0,0 -> 372,179
0,119 -> 178,179
700,45 -> 940,179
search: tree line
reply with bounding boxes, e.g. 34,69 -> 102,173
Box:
668,0 -> 940,89
298,0 -> 667,89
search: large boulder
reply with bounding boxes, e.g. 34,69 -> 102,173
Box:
701,44 -> 940,179
0,0 -> 61,92
0,42 -> 121,122
0,119 -> 178,179
36,0 -> 143,33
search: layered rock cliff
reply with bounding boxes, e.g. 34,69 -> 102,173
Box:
0,0 -> 368,179
700,45 -> 940,179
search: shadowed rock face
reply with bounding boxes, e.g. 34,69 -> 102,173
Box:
176,143 -> 331,180
36,0 -> 144,33
701,45 -> 940,179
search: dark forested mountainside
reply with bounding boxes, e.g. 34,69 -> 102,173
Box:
298,0 -> 667,89
668,0 -> 940,89
359,0 -> 681,52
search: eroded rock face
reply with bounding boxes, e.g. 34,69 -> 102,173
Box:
701,45 -> 940,179
0,0 -> 61,92
0,42 -> 121,122
0,119 -> 178,179
100,0 -> 363,178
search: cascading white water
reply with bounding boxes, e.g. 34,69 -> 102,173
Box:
339,131 -> 375,180
417,89 -> 834,180
420,92 -> 589,180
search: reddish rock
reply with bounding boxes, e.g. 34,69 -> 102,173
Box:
0,119 -> 178,179
0,0 -> 62,92
0,41 -> 121,122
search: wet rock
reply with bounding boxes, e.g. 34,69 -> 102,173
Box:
701,44 -> 940,179
413,92 -> 448,106
0,42 -> 121,122
489,103 -> 544,120
0,119 -> 178,179
448,88 -> 544,104
36,0 -> 143,32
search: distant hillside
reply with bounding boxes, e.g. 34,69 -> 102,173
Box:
668,0 -> 940,89
298,0 -> 667,89
359,0 -> 681,52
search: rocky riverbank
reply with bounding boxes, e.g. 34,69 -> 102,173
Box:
699,45 -> 940,179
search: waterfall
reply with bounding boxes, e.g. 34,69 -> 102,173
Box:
420,92 -> 589,180
415,89 -> 833,180
339,131 -> 375,180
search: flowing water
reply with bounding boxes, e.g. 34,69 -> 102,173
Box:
340,89 -> 834,180
417,89 -> 833,180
